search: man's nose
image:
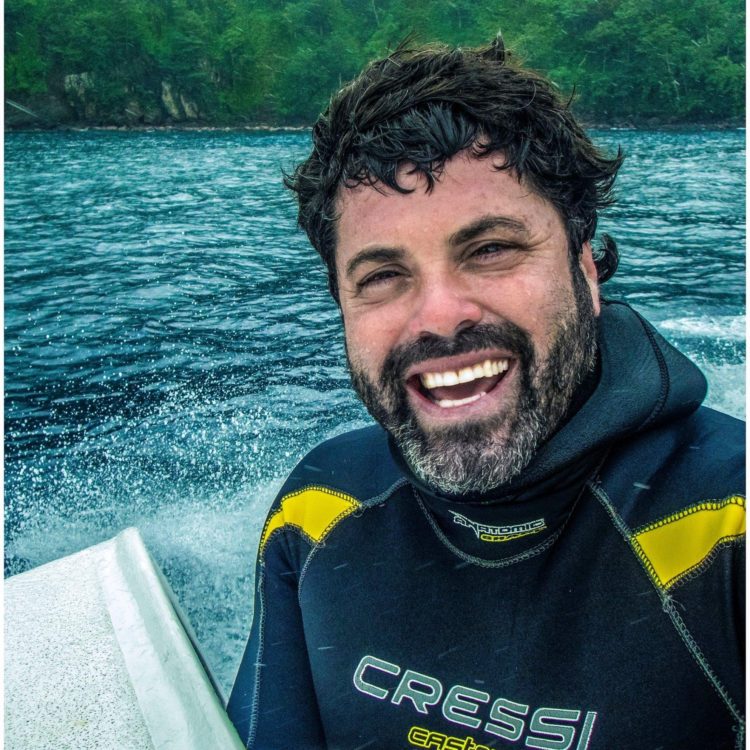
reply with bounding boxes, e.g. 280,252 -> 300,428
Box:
406,275 -> 484,339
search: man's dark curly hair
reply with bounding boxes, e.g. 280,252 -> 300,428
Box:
285,36 -> 624,301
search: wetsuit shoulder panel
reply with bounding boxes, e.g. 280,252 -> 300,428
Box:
631,495 -> 745,590
259,486 -> 360,555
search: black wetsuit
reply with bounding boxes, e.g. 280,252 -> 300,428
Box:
228,302 -> 745,750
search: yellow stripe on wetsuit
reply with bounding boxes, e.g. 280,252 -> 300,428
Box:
632,495 -> 745,589
260,486 -> 360,554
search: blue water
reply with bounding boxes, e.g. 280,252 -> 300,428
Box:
4,129 -> 745,696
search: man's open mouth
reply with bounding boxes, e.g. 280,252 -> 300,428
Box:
409,357 -> 510,408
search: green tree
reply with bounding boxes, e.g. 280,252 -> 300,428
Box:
4,0 -> 744,126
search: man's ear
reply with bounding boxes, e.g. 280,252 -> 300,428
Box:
580,242 -> 601,316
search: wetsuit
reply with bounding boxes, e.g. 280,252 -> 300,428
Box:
228,301 -> 745,750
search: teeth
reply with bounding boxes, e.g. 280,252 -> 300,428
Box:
420,358 -> 509,390
442,371 -> 459,386
458,367 -> 475,383
437,392 -> 487,408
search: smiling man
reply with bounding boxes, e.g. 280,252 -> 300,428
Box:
338,153 -> 599,496
228,39 -> 745,750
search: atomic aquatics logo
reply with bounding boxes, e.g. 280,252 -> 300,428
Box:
449,511 -> 547,543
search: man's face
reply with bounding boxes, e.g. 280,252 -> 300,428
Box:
335,152 -> 601,494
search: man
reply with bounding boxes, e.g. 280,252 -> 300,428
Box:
228,38 -> 745,750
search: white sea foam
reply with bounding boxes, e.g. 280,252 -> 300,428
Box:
700,361 -> 746,420
651,314 -> 745,420
657,314 -> 746,341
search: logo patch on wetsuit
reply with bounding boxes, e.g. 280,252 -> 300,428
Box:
408,726 -> 490,750
449,511 -> 547,543
353,655 -> 598,749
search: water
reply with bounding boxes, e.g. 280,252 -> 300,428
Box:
4,129 -> 745,697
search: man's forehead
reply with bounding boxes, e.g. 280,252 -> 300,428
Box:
336,149 -> 516,206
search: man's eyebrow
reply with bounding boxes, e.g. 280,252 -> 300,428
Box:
344,247 -> 404,279
449,215 -> 529,246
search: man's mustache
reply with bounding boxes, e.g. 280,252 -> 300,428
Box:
380,322 -> 535,386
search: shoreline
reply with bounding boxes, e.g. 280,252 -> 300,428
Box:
4,122 -> 313,133
4,120 -> 745,134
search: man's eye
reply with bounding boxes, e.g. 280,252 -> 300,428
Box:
471,242 -> 512,258
357,269 -> 402,289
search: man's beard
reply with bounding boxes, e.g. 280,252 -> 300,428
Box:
347,260 -> 598,495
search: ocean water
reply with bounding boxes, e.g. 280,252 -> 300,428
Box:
4,129 -> 745,697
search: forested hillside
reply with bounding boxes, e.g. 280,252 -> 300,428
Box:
5,0 -> 745,127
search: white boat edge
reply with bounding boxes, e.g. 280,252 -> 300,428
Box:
5,527 -> 246,749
